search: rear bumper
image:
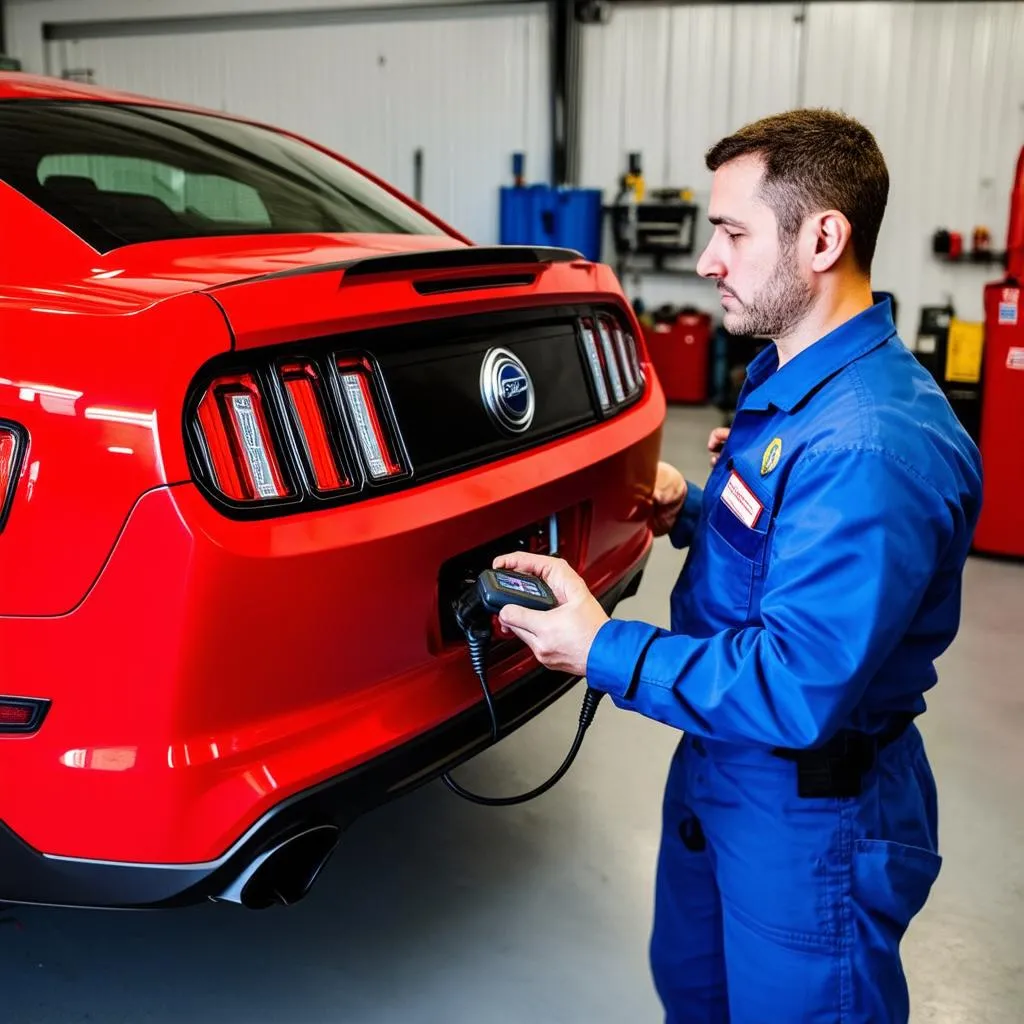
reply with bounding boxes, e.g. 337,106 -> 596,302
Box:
0,556 -> 646,909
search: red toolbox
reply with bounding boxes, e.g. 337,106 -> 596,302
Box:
973,281 -> 1024,557
642,308 -> 712,403
971,145 -> 1024,558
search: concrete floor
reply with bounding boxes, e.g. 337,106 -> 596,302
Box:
2,406 -> 1021,1023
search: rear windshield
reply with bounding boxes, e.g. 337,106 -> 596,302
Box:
0,101 -> 445,252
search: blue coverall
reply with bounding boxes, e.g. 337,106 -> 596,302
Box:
586,301 -> 983,1023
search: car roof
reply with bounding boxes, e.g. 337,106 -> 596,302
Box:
0,72 -> 232,121
0,71 -> 312,150
0,71 -> 157,103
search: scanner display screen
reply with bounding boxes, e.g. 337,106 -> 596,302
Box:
494,571 -> 544,597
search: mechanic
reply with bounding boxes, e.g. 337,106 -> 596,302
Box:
495,109 -> 983,1023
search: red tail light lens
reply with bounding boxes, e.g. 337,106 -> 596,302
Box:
196,374 -> 293,502
0,697 -> 49,733
595,317 -> 627,403
578,315 -> 645,412
579,320 -> 612,411
0,704 -> 32,726
625,328 -> 645,391
0,431 -> 17,497
0,425 -> 25,532
0,428 -> 18,503
611,323 -> 638,393
279,362 -> 349,493
336,358 -> 403,480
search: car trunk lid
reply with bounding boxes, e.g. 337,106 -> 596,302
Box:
177,240 -> 648,520
204,240 -> 594,351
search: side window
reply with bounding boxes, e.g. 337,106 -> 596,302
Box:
36,154 -> 271,228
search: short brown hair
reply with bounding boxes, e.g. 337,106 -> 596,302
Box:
705,109 -> 889,274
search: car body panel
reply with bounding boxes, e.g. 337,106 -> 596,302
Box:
0,390 -> 660,864
0,72 -> 666,906
0,291 -> 226,614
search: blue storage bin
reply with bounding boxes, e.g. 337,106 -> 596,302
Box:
500,185 -> 603,262
553,188 -> 602,261
500,184 -> 555,247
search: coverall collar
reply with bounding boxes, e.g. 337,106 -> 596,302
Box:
741,299 -> 898,414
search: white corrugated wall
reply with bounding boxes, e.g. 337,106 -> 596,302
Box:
803,2 -> 1024,335
578,3 -> 804,317
579,1 -> 1024,339
4,0 -> 498,77
8,1 -> 550,245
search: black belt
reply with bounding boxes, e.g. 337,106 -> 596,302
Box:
771,713 -> 917,798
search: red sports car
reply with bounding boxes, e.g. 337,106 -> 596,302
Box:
0,74 -> 664,909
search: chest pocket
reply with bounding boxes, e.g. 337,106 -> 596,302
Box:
703,465 -> 774,621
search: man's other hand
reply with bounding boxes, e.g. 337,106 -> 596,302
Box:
490,552 -> 608,678
708,427 -> 730,467
652,461 -> 687,537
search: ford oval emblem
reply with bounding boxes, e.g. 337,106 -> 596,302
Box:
480,347 -> 535,434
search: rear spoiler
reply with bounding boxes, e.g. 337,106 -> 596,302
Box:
344,245 -> 584,278
209,245 -> 586,290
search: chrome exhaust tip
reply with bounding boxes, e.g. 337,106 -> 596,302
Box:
214,824 -> 339,910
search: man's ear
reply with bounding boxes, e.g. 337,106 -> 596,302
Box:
809,210 -> 853,273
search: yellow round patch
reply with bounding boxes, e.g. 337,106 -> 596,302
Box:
761,437 -> 783,476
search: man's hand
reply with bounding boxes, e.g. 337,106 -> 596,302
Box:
651,461 -> 687,537
708,426 -> 730,467
491,552 -> 608,678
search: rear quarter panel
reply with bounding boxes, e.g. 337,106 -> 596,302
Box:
0,290 -> 229,614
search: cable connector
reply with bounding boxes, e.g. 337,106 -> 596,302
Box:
442,572 -> 606,807
578,686 -> 606,730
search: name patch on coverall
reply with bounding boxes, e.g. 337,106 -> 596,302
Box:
722,471 -> 763,528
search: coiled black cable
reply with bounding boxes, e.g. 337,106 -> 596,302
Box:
440,621 -> 605,807
463,626 -> 498,740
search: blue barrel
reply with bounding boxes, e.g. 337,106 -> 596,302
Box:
500,184 -> 556,247
553,187 -> 603,262
500,184 -> 604,261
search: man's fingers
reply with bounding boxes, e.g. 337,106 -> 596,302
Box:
708,427 -> 730,451
498,603 -> 542,637
492,551 -> 583,604
492,551 -> 557,579
654,462 -> 684,501
708,427 -> 730,466
653,479 -> 684,503
495,616 -> 542,658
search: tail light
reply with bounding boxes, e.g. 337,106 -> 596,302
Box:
190,352 -> 407,511
187,309 -> 641,516
336,357 -> 404,481
0,423 -> 26,532
612,323 -> 639,393
0,696 -> 50,734
579,313 -> 645,414
595,317 -> 627,403
195,374 -> 293,502
579,320 -> 612,411
279,362 -> 350,493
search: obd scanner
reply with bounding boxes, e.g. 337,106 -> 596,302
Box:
443,567 -> 605,806
454,568 -> 558,626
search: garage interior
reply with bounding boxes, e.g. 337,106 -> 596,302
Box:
1,0 -> 1022,1021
